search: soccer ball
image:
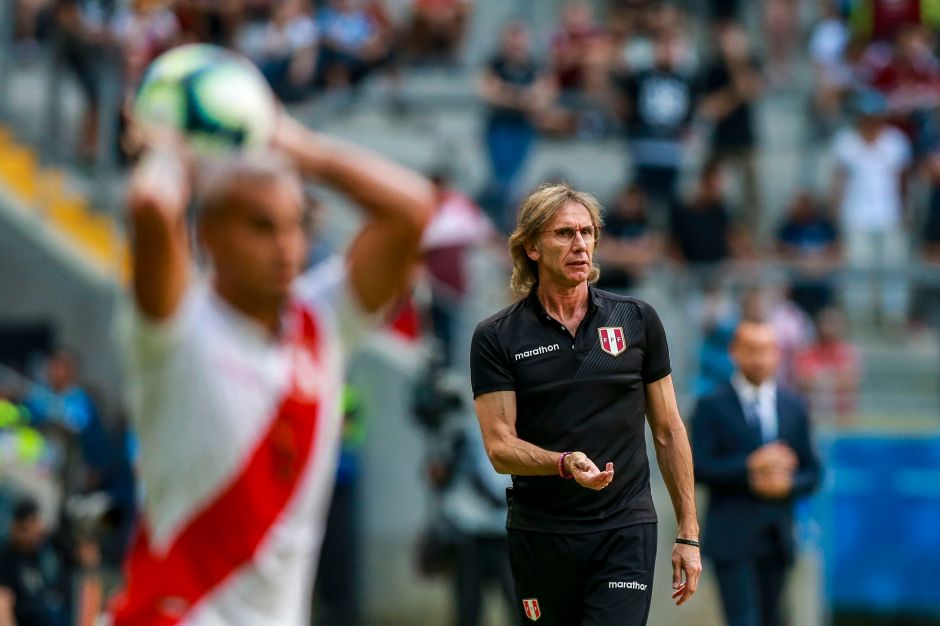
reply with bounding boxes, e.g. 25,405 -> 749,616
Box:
134,44 -> 277,155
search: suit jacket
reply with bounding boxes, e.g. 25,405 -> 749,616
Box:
690,380 -> 821,564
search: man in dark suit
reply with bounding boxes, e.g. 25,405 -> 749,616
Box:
691,320 -> 821,626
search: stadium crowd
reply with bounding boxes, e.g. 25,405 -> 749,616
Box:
3,0 -> 940,624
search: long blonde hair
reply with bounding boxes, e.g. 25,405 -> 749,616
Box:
508,183 -> 603,296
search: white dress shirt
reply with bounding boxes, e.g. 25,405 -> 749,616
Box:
731,372 -> 778,443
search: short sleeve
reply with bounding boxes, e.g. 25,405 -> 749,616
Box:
470,322 -> 515,398
118,283 -> 203,367
294,256 -> 382,356
639,300 -> 672,384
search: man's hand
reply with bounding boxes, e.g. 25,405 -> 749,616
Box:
670,542 -> 702,606
747,442 -> 797,499
127,131 -> 191,220
749,467 -> 794,500
747,442 -> 797,475
564,452 -> 614,490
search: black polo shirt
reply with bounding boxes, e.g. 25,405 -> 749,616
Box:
470,286 -> 671,534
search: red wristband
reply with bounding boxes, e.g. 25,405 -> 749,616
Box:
558,452 -> 574,479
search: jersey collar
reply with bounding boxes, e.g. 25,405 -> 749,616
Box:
526,282 -> 602,325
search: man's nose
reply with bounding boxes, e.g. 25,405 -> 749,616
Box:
571,231 -> 588,250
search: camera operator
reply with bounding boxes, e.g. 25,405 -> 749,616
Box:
413,359 -> 516,626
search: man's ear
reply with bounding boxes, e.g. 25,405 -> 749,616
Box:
525,240 -> 540,262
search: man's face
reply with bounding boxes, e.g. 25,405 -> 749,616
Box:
503,25 -> 531,60
730,323 -> 781,386
203,177 -> 307,309
528,202 -> 596,289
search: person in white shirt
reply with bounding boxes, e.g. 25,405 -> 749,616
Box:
109,114 -> 433,625
832,89 -> 912,329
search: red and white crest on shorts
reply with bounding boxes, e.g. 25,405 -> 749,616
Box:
522,598 -> 541,621
598,326 -> 626,356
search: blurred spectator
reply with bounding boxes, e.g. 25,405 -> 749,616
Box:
316,0 -> 393,90
617,26 -> 697,210
762,0 -> 799,87
595,183 -> 660,292
112,0 -> 182,159
795,308 -> 861,426
741,286 -> 814,389
831,89 -> 912,329
238,0 -> 318,101
112,0 -> 181,90
12,0 -> 52,57
314,386 -> 365,626
616,2 -> 690,75
477,23 -> 554,231
691,321 -> 821,626
22,351 -> 110,494
172,0 -> 242,46
412,363 -> 513,626
54,0 -> 111,162
0,499 -> 71,626
868,25 -> 940,153
809,1 -> 852,139
541,1 -> 613,138
693,282 -> 738,397
668,159 -> 748,272
910,151 -> 940,329
923,149 -> 940,265
848,0 -> 940,43
549,1 -> 606,93
443,422 -> 514,626
699,21 -> 763,232
406,0 -> 470,65
775,190 -> 841,318
23,351 -> 94,435
421,170 -> 496,367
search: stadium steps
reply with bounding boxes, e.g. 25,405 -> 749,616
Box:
854,337 -> 940,428
0,124 -> 128,284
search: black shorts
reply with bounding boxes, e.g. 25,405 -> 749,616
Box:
508,523 -> 657,626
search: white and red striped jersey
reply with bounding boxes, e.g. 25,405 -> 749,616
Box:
112,257 -> 374,626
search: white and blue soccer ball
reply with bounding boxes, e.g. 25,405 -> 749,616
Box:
134,44 -> 277,155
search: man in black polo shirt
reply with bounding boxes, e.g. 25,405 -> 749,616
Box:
470,183 -> 701,625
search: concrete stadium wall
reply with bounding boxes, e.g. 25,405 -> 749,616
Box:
0,189 -> 124,410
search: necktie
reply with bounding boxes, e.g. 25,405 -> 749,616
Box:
744,396 -> 761,427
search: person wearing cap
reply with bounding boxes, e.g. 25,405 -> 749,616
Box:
831,88 -> 913,330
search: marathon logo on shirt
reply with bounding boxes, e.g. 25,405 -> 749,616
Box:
608,581 -> 648,591
514,344 -> 560,361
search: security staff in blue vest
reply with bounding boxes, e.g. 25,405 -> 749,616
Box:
691,320 -> 821,626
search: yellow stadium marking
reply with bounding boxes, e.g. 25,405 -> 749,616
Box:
0,124 -> 128,285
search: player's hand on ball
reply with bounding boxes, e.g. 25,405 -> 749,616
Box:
565,452 -> 614,490
128,129 -> 191,220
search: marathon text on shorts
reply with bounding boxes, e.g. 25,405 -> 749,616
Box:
608,581 -> 648,591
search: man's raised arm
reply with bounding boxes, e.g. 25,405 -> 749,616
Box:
127,142 -> 192,321
272,115 -> 434,313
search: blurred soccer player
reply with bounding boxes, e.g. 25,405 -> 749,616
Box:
110,116 -> 433,625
